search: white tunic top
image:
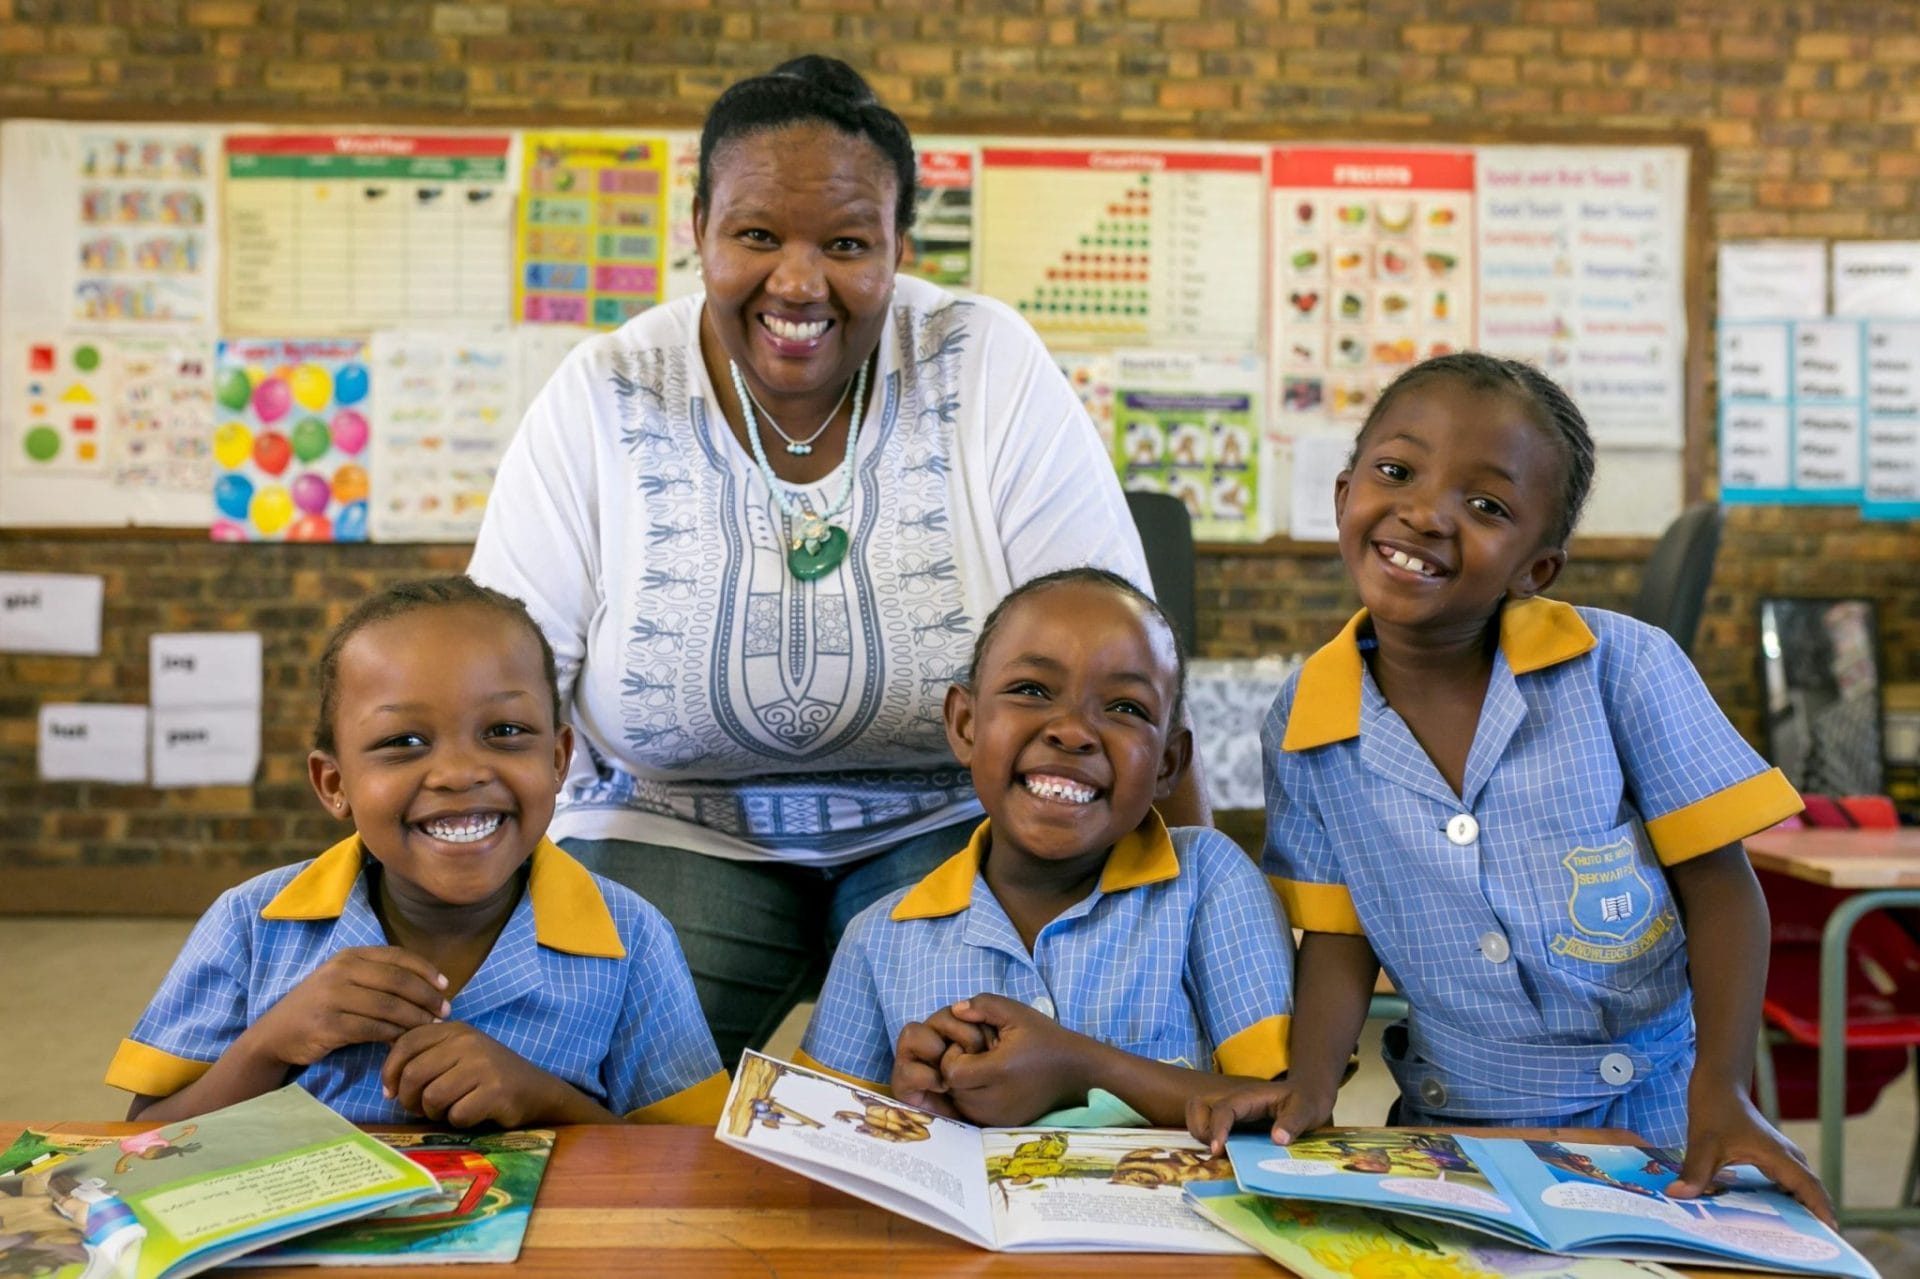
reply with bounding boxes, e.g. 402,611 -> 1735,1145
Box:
470,276 -> 1150,864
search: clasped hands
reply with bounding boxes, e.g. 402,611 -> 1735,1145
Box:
891,992 -> 1099,1126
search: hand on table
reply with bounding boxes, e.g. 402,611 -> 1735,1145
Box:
1185,1078 -> 1336,1156
1668,1085 -> 1836,1228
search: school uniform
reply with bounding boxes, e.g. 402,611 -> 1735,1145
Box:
106,836 -> 727,1124
798,811 -> 1294,1093
1264,597 -> 1802,1147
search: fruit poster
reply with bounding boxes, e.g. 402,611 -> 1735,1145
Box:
1111,349 -> 1268,542
514,132 -> 670,328
223,134 -> 514,336
368,330 -> 519,542
977,145 -> 1266,350
211,339 -> 371,542
1270,147 -> 1476,427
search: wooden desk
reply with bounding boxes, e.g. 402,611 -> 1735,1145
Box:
1745,824 -> 1920,1228
0,1122 -> 1756,1277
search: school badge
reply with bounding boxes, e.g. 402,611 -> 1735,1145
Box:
1550,836 -> 1674,964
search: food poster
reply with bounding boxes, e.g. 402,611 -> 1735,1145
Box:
223,134 -> 514,336
0,121 -> 220,326
977,145 -> 1266,351
0,327 -> 214,527
663,131 -> 704,301
1476,146 -> 1688,449
515,133 -> 670,328
1111,350 -> 1267,542
1271,147 -> 1475,428
212,339 -> 371,542
368,330 -> 518,542
904,144 -> 976,290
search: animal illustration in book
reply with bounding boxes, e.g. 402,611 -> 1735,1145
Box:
834,1095 -> 933,1143
722,1054 -> 828,1139
985,1131 -> 1234,1200
1109,1146 -> 1230,1190
111,1124 -> 199,1175
995,1133 -> 1069,1186
1281,1132 -> 1491,1187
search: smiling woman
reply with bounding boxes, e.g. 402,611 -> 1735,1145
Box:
467,56 -> 1188,1064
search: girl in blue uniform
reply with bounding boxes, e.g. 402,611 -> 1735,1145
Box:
1188,353 -> 1833,1226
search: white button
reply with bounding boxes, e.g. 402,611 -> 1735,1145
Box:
1446,813 -> 1479,846
1599,1052 -> 1635,1086
1479,931 -> 1510,964
1031,994 -> 1056,1019
1420,1077 -> 1448,1107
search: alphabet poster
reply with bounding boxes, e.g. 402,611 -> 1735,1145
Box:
514,132 -> 670,327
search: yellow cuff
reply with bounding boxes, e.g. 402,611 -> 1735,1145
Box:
793,1048 -> 890,1096
105,1039 -> 211,1097
626,1070 -> 730,1124
1270,875 -> 1364,935
1645,768 -> 1804,866
1213,1013 -> 1290,1079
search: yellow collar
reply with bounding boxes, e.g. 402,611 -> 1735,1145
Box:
1281,597 -> 1596,752
260,835 -> 626,959
890,809 -> 1181,922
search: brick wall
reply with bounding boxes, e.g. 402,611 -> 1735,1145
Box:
3,1 -> 1918,901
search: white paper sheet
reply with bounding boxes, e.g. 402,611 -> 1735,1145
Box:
38,703 -> 148,782
149,631 -> 262,707
150,705 -> 261,787
1718,241 -> 1827,319
0,572 -> 103,655
1287,431 -> 1351,542
1833,241 -> 1920,318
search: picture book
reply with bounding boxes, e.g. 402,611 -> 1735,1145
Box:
714,1050 -> 1252,1254
1183,1180 -> 1685,1279
1225,1128 -> 1876,1278
0,1085 -> 437,1279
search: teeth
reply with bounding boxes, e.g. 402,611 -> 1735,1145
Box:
1024,775 -> 1097,805
764,316 -> 829,340
420,813 -> 504,844
1387,548 -> 1438,576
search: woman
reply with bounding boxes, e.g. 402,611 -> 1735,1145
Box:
469,55 -> 1205,1062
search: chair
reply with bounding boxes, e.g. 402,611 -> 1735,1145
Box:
1629,501 -> 1723,656
1124,490 -> 1197,655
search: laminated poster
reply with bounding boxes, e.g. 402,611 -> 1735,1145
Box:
515,133 -> 670,328
369,330 -> 520,542
1111,349 -> 1267,543
905,143 -> 976,290
977,145 -> 1266,351
663,130 -> 704,301
223,134 -> 514,336
212,338 -> 371,542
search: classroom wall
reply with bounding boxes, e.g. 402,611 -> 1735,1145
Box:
4,1 -> 1919,906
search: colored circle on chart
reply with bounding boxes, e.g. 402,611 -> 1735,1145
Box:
73,345 -> 101,372
216,368 -> 253,411
333,362 -> 370,405
330,409 -> 369,455
253,430 -> 292,476
213,421 -> 253,469
290,364 -> 333,411
250,484 -> 294,536
210,518 -> 249,542
291,471 -> 331,515
23,425 -> 60,461
292,416 -> 331,463
331,463 -> 369,505
334,499 -> 368,542
214,471 -> 255,521
252,376 -> 292,423
288,512 -> 332,542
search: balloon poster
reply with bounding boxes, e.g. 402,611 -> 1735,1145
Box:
211,339 -> 371,542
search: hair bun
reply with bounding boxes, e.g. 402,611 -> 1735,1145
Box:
769,54 -> 877,106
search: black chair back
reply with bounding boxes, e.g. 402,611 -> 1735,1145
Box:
1629,501 -> 1723,657
1124,490 -> 1198,655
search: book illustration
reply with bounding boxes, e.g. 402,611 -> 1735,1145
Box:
716,1049 -> 1252,1254
110,1126 -> 199,1176
1250,1130 -> 1511,1217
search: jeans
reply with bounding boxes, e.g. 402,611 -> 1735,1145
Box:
564,815 -> 979,1067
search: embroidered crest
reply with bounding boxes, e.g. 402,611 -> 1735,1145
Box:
1551,836 -> 1673,964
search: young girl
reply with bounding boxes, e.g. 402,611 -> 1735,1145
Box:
1188,353 -> 1834,1226
107,577 -> 726,1127
798,568 -> 1294,1127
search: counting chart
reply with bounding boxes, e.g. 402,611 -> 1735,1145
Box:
976,146 -> 1265,350
223,134 -> 514,336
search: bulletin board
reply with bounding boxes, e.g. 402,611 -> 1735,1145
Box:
0,113 -> 1707,546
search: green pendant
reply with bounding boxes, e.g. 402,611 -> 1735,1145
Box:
788,523 -> 849,580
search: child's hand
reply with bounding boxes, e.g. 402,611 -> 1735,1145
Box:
381,1021 -> 561,1128
931,993 -> 1093,1127
1186,1079 -> 1336,1155
892,1014 -> 994,1118
251,946 -> 450,1068
1669,1087 -> 1836,1227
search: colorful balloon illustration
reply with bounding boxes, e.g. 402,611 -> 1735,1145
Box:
288,513 -> 332,542
333,362 -> 370,405
290,363 -> 333,412
250,484 -> 294,536
215,472 -> 255,521
330,408 -> 369,455
213,421 -> 253,469
334,499 -> 369,542
291,472 -> 332,515
216,367 -> 253,412
210,519 -> 249,542
252,375 -> 292,424
331,463 -> 369,505
253,430 -> 292,476
292,416 -> 331,463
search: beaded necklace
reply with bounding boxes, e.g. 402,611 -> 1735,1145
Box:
730,358 -> 868,580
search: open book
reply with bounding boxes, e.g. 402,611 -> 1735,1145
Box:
714,1050 -> 1251,1254
0,1086 -> 436,1279
1224,1128 -> 1876,1278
